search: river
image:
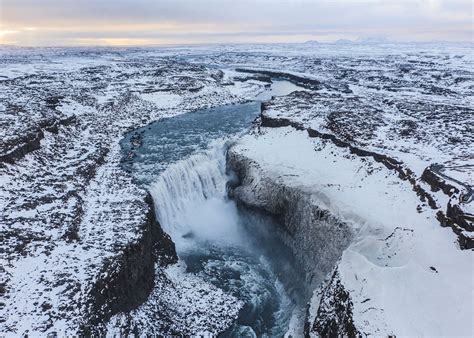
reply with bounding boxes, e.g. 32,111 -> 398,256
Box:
120,79 -> 307,336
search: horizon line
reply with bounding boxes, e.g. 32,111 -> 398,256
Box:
1,40 -> 473,49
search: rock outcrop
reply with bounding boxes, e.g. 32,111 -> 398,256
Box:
421,165 -> 473,249
0,47 -> 248,335
228,149 -> 353,289
309,270 -> 358,337
80,194 -> 177,335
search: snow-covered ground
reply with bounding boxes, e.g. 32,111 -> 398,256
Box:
1,43 -> 472,335
0,47 -> 262,335
222,42 -> 473,336
229,127 -> 473,336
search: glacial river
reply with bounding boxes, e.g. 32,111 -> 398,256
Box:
120,78 -> 307,336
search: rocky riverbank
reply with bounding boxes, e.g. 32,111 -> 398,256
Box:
0,47 -> 265,335
227,122 -> 473,336
226,51 -> 473,334
1,43 -> 472,336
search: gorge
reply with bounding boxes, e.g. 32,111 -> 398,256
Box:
1,44 -> 472,336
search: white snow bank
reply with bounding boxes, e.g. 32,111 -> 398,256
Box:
139,92 -> 182,109
232,127 -> 473,336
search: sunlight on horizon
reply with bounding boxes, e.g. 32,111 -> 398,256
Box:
0,0 -> 472,46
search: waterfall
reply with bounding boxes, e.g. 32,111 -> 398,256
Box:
149,139 -> 241,246
118,97 -> 306,336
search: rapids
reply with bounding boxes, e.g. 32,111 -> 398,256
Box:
120,79 -> 307,336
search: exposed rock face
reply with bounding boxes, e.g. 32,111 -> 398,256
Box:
235,68 -> 323,90
421,166 -> 460,196
0,115 -> 76,165
421,166 -> 473,249
80,194 -> 177,335
227,147 -> 353,290
437,204 -> 474,250
309,270 -> 358,337
227,136 -> 358,336
0,47 -> 250,335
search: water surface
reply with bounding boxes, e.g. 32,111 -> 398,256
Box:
120,79 -> 307,336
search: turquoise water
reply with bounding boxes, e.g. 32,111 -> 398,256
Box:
120,80 -> 306,336
120,101 -> 260,185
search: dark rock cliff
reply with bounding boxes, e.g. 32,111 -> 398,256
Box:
80,193 -> 177,335
422,166 -> 473,249
227,145 -> 355,336
0,115 -> 76,165
235,68 -> 352,93
308,269 -> 359,337
235,68 -> 322,91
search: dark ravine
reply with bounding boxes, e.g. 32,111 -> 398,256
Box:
236,68 -> 322,90
235,68 -> 352,94
80,193 -> 177,335
228,151 -> 352,271
227,146 -> 355,336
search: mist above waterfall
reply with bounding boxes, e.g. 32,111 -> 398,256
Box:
145,137 -> 307,336
182,197 -> 243,245
148,140 -> 244,248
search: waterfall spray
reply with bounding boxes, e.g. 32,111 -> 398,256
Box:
149,139 -> 242,247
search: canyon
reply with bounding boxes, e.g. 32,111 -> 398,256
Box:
1,43 -> 472,336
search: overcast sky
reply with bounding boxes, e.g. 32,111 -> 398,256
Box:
0,0 -> 472,46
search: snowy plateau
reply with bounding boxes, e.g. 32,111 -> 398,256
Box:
0,43 -> 473,336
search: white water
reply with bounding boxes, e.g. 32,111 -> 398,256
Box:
134,79 -> 311,335
149,139 -> 242,248
147,139 -> 303,336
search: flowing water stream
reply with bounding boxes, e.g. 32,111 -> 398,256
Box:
120,79 -> 307,336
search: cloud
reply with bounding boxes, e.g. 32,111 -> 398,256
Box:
0,0 -> 472,45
